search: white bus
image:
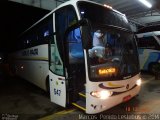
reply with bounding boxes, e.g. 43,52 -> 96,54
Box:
9,0 -> 141,114
136,31 -> 160,73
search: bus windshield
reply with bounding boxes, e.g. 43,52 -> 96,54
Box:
77,2 -> 139,81
77,1 -> 131,31
88,27 -> 139,81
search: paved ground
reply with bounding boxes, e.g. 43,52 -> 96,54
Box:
0,67 -> 160,120
40,73 -> 160,120
0,66 -> 63,120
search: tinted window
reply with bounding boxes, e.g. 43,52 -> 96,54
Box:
55,5 -> 78,62
137,36 -> 160,50
87,27 -> 139,81
78,2 -> 131,30
67,28 -> 84,62
17,14 -> 53,50
37,16 -> 53,44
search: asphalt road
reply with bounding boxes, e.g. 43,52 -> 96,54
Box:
0,69 -> 160,120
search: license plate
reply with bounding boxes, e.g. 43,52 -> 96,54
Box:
123,95 -> 131,102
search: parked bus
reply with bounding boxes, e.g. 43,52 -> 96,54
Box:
136,31 -> 160,73
9,0 -> 141,114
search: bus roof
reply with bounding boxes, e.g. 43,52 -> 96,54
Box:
20,0 -> 125,37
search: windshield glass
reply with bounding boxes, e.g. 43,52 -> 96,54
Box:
87,27 -> 139,81
77,1 -> 131,31
77,2 -> 139,81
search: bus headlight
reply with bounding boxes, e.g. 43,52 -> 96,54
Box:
136,79 -> 142,86
90,90 -> 112,99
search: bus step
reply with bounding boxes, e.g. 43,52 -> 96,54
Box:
78,90 -> 86,101
72,100 -> 86,111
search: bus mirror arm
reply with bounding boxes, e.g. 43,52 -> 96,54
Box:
79,19 -> 92,49
65,18 -> 92,49
78,18 -> 89,26
81,25 -> 92,49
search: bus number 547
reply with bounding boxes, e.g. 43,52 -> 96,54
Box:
54,88 -> 61,96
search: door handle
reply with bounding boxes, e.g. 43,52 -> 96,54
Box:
58,78 -> 65,80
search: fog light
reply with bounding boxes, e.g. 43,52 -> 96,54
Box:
91,90 -> 112,99
136,79 -> 142,86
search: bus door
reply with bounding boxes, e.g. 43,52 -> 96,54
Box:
49,34 -> 67,107
49,13 -> 67,107
49,6 -> 82,107
65,27 -> 85,102
64,22 -> 92,112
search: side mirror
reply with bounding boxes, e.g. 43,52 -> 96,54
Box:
81,26 -> 92,49
80,19 -> 92,49
65,19 -> 92,49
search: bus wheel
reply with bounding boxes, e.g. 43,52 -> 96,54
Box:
149,63 -> 157,74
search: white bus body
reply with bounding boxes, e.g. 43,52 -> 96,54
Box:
10,0 -> 141,114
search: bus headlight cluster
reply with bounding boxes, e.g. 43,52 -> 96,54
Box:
136,79 -> 142,86
90,90 -> 112,99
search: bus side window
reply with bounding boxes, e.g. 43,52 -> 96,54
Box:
53,5 -> 78,75
38,15 -> 53,45
49,34 -> 64,76
49,38 -> 56,73
137,36 -> 159,50
67,28 -> 84,63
